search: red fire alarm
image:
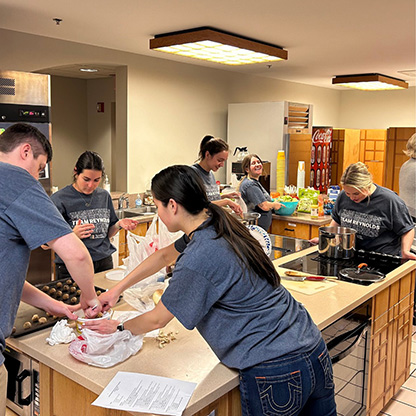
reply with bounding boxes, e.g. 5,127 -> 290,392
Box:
97,102 -> 104,113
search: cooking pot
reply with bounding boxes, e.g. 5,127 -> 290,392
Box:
231,212 -> 261,226
318,226 -> 356,259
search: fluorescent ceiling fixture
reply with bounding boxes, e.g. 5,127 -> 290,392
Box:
332,73 -> 408,91
149,27 -> 288,65
80,68 -> 98,72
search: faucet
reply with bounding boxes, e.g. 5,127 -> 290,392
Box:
118,193 -> 129,210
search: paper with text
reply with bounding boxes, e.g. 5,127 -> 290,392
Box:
92,371 -> 197,416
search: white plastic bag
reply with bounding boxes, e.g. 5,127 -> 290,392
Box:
68,328 -> 143,368
123,281 -> 166,313
123,214 -> 182,288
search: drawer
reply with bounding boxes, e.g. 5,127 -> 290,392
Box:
271,220 -> 310,240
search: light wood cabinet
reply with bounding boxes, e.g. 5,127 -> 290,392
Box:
384,127 -> 416,194
359,129 -> 387,186
367,271 -> 415,416
40,363 -> 241,416
331,129 -> 360,185
271,216 -> 331,239
271,219 -> 311,239
40,364 -> 125,416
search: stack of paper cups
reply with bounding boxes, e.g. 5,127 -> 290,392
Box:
276,150 -> 285,196
297,161 -> 305,194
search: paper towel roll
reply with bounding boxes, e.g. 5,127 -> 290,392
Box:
297,161 -> 305,192
276,150 -> 285,195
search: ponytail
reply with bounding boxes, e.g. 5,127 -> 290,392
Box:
152,165 -> 280,288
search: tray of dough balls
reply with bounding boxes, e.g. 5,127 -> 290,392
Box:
11,278 -> 107,338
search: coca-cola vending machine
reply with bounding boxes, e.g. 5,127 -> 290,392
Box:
310,126 -> 333,193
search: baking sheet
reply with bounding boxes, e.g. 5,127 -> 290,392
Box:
282,278 -> 337,295
11,278 -> 108,338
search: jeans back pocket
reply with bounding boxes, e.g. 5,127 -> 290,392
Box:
255,371 -> 302,416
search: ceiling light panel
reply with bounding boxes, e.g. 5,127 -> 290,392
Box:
150,28 -> 287,66
332,74 -> 408,91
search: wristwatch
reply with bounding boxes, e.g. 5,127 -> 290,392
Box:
117,322 -> 124,331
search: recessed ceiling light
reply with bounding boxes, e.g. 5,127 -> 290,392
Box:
80,68 -> 98,73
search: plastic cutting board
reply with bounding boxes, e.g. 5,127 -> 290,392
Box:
282,278 -> 337,295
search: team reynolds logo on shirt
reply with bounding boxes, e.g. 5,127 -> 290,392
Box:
340,209 -> 382,238
69,208 -> 110,239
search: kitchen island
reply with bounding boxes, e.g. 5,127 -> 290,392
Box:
6,245 -> 415,416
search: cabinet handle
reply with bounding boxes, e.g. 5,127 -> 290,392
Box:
284,228 -> 295,232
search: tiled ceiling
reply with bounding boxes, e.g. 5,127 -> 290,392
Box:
0,0 -> 414,88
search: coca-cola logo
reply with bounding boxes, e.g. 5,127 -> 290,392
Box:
312,128 -> 332,144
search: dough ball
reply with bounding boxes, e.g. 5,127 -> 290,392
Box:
38,317 -> 47,324
42,285 -> 49,292
152,289 -> 164,305
70,297 -> 78,304
31,314 -> 39,322
56,282 -> 63,288
62,293 -> 69,300
62,285 -> 69,292
23,321 -> 32,330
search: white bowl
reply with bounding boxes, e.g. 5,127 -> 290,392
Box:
74,309 -> 112,334
106,269 -> 125,281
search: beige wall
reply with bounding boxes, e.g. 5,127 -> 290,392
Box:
87,77 -> 115,184
50,76 -> 88,189
338,87 -> 416,129
1,28 -> 414,192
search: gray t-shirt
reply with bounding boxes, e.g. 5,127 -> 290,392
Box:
332,185 -> 414,255
51,185 -> 119,262
399,158 -> 416,219
0,162 -> 72,364
191,164 -> 221,201
167,225 -> 321,369
239,177 -> 272,231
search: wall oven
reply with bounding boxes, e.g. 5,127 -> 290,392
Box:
3,346 -> 40,416
322,302 -> 370,416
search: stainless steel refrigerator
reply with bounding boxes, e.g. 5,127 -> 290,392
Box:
0,70 -> 53,284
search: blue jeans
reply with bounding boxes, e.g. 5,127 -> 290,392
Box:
239,338 -> 336,416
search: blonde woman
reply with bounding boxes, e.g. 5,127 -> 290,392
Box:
325,162 -> 415,259
399,133 -> 416,222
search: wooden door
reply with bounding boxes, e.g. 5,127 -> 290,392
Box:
385,127 -> 416,193
287,134 -> 311,187
359,129 -> 387,186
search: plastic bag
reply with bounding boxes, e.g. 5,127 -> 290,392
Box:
68,328 -> 143,368
123,214 -> 182,288
123,281 -> 166,313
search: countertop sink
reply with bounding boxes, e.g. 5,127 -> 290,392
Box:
115,206 -> 157,218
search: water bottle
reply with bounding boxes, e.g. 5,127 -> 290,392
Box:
135,196 -> 142,207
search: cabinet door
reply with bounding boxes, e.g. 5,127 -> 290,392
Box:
360,129 -> 387,186
40,364 -> 125,416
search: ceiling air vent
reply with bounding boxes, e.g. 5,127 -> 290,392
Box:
0,77 -> 16,96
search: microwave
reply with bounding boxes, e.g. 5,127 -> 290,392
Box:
3,346 -> 40,416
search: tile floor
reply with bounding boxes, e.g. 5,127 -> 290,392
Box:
5,326 -> 416,416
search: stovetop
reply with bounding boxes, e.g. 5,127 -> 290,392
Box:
280,249 -> 407,285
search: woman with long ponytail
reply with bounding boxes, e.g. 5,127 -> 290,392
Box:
87,165 -> 336,416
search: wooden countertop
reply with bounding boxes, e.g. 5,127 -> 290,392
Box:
272,212 -> 332,226
7,247 -> 416,415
